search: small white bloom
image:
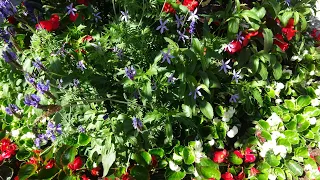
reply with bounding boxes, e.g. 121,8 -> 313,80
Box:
213,117 -> 220,123
273,145 -> 287,158
310,70 -> 315,76
194,169 -> 199,177
222,107 -> 236,122
304,164 -> 313,171
208,139 -> 215,146
275,99 -> 283,104
266,113 -> 282,127
173,153 -> 183,161
194,141 -> 203,152
311,99 -> 320,107
271,131 -> 285,140
308,117 -> 317,125
21,132 -> 36,139
11,129 -> 20,138
169,160 -> 181,172
227,126 -> 238,138
318,142 -> 320,149
283,69 -> 292,75
268,174 -> 277,180
315,88 -> 320,97
275,82 -> 285,96
302,50 -> 309,56
194,151 -> 204,163
290,55 -> 302,61
259,141 -> 277,157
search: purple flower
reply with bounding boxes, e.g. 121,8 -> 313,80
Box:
175,14 -> 184,28
77,60 -> 86,71
24,94 -> 41,107
33,59 -> 46,70
236,32 -> 245,44
189,21 -> 196,35
66,3 -> 77,16
132,117 -> 143,131
36,80 -> 50,94
2,48 -> 17,63
156,19 -> 168,34
120,10 -> 129,22
229,94 -> 239,103
219,59 -> 232,74
73,79 -> 80,87
0,29 -> 10,43
125,66 -> 136,80
47,121 -> 55,130
187,8 -> 199,22
232,69 -> 242,83
93,12 -> 102,22
35,138 -> 41,148
78,125 -> 85,133
38,134 -> 47,141
161,49 -> 174,64
113,47 -> 123,59
103,114 -> 109,120
25,73 -> 35,84
177,29 -> 189,43
57,79 -> 63,89
168,73 -> 177,83
56,124 -> 62,134
0,0 -> 17,19
285,0 -> 291,6
5,104 -> 19,115
189,86 -> 202,100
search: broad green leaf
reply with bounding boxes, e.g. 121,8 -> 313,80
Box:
228,18 -> 240,34
263,28 -> 273,52
0,166 -> 13,180
258,62 -> 268,80
284,100 -> 295,112
16,149 -> 31,161
195,158 -> 220,179
283,130 -> 300,145
257,162 -> 271,174
192,38 -> 203,55
296,95 -> 311,107
299,13 -> 307,31
258,120 -> 270,130
164,37 -> 179,49
140,151 -> 152,165
280,11 -> 293,26
182,147 -> 195,165
149,148 -> 165,158
285,160 -> 303,176
252,88 -> 263,106
274,167 -> 286,180
182,104 -> 192,118
165,170 -> 186,180
273,62 -> 282,80
294,147 -> 309,158
38,167 -> 59,179
266,151 -> 280,167
199,100 -> 214,119
55,145 -> 77,168
228,152 -> 243,165
304,106 -> 320,117
78,133 -> 91,146
102,144 -> 116,177
242,10 -> 261,22
18,164 -> 37,180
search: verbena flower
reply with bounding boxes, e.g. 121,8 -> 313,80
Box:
73,79 -> 80,87
33,58 -> 46,70
156,19 -> 168,34
189,21 -> 196,35
93,12 -> 102,22
36,80 -> 50,94
125,66 -> 136,80
189,86 -> 202,100
177,29 -> 189,43
232,69 -> 242,83
175,14 -> 184,28
161,49 -> 174,64
229,94 -> 239,103
219,59 -> 232,74
120,10 -> 129,22
2,48 -> 17,63
5,104 -> 20,115
132,117 -> 143,131
66,3 -> 77,16
0,0 -> 17,19
24,94 -> 41,108
25,73 -> 35,84
77,60 -> 86,71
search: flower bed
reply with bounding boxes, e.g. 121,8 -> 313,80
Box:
1,0 -> 320,179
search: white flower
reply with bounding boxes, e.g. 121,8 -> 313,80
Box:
194,141 -> 203,152
318,142 -> 320,149
290,55 -> 302,61
268,174 -> 277,180
271,131 -> 285,140
283,69 -> 292,75
173,153 -> 183,161
213,117 -> 220,123
315,88 -> 320,97
302,50 -> 309,56
208,139 -> 215,146
227,126 -> 238,138
11,129 -> 20,138
21,132 -> 36,139
311,99 -> 320,107
194,151 -> 204,163
266,113 -> 282,126
275,82 -> 285,96
275,99 -> 283,104
310,71 -> 315,76
169,160 -> 181,172
308,117 -> 317,125
259,141 -> 277,157
304,164 -> 313,171
194,169 -> 199,177
273,145 -> 287,158
222,107 -> 235,122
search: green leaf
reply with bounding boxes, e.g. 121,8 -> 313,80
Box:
182,104 -> 192,118
285,160 -> 303,176
228,152 -> 243,165
274,167 -> 286,180
16,149 -> 31,161
273,62 -> 282,80
131,166 -> 149,180
179,4 -> 189,13
55,145 -> 77,168
140,151 -> 152,165
165,120 -> 173,145
280,11 -> 293,26
0,166 -> 13,180
18,164 -> 37,180
252,88 -> 263,106
258,62 -> 268,80
284,100 -> 295,112
228,18 -> 240,34
164,37 -> 179,49
165,170 -> 186,180
102,144 -> 116,177
257,162 -> 271,174
296,114 -> 310,132
78,133 -> 91,146
182,147 -> 195,165
258,120 -> 270,130
266,151 -> 280,167
242,10 -> 261,22
195,158 -> 220,179
299,13 -> 307,31
199,71 -> 210,88
283,130 -> 300,145
294,147 -> 309,158
263,28 -> 273,52
149,148 -> 165,158
38,167 -> 59,179
304,106 -> 320,117
199,100 -> 214,119
192,38 -> 203,55
296,95 -> 311,107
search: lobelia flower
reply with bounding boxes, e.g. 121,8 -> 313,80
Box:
2,48 -> 17,63
120,10 -> 130,22
274,34 -> 289,52
168,73 -> 177,83
33,59 -> 46,71
56,123 -> 62,134
132,117 -> 143,131
219,59 -> 232,73
24,94 -> 41,108
5,104 -> 20,116
78,125 -> 85,133
93,12 -> 102,22
125,66 -> 136,80
232,69 -> 242,83
175,14 -> 184,28
229,94 -> 239,103
36,80 -> 50,94
156,19 -> 169,34
103,114 -> 109,120
224,40 -> 242,54
73,79 -> 80,87
213,149 -> 228,163
177,29 -> 189,43
66,3 -> 77,16
77,60 -> 86,71
189,86 -> 202,100
0,0 -> 17,19
161,49 -> 174,64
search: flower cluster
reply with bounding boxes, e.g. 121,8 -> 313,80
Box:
35,121 -> 62,148
0,138 -> 17,163
36,14 -> 60,32
0,0 -> 16,19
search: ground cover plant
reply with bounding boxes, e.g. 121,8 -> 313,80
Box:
1,0 -> 320,179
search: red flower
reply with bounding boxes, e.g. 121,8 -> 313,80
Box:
70,13 -> 79,22
311,28 -> 320,41
1,143 -> 17,159
182,0 -> 199,11
77,0 -> 89,6
36,14 -> 60,32
81,174 -> 90,180
26,157 -> 38,164
8,16 -> 16,24
233,150 -> 243,159
82,35 -> 93,42
163,3 -> 176,14
235,171 -> 245,180
68,156 -> 83,171
225,40 -> 242,54
274,34 -> 289,52
221,172 -> 234,180
242,31 -> 259,47
0,138 -> 11,151
151,155 -> 158,167
91,167 -> 101,176
14,176 -> 19,180
45,159 -> 55,169
318,166 -> 320,172
213,149 -> 228,163
250,167 -> 260,176
244,148 -> 256,163
121,172 -> 130,180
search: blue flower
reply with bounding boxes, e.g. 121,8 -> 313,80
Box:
125,66 -> 136,80
35,138 -> 41,148
187,8 -> 199,22
78,125 -> 85,133
103,114 -> 109,120
156,19 -> 168,34
25,73 -> 35,84
5,104 -> 19,115
175,14 -> 184,28
161,49 -> 174,64
77,60 -> 86,71
232,69 -> 242,83
2,48 -> 17,63
120,10 -> 130,22
284,0 -> 291,6
236,32 -> 245,44
168,73 -> 177,83
73,79 -> 80,87
57,79 -> 63,89
189,21 -> 196,35
113,47 -> 123,59
0,0 -> 17,19
33,58 -> 46,70
24,94 -> 41,107
189,86 -> 202,100
56,123 -> 62,135
177,29 -> 189,43
47,121 -> 55,130
36,80 -> 50,94
66,3 -> 77,16
93,12 -> 102,22
132,117 -> 143,131
219,59 -> 232,74
229,94 -> 239,103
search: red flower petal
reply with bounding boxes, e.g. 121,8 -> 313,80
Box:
91,167 -> 101,176
250,167 -> 260,176
274,34 -> 289,52
70,13 -> 79,22
213,149 -> 228,163
221,172 -> 234,180
234,150 -> 244,159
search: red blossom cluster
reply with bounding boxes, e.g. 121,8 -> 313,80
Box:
35,14 -> 60,32
68,156 -> 83,171
0,138 -> 17,163
224,31 -> 260,54
311,28 -> 320,41
273,18 -> 297,51
163,0 -> 198,14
